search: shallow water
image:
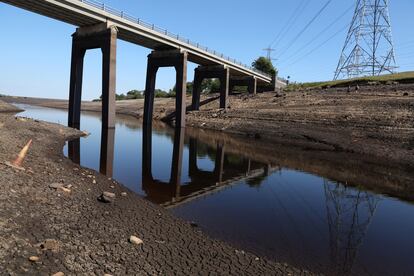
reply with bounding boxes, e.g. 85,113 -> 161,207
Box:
16,103 -> 414,275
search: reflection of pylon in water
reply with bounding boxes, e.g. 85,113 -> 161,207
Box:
324,180 -> 380,275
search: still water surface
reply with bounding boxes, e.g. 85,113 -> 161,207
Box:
16,104 -> 414,275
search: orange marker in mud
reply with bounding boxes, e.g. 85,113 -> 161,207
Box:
7,139 -> 32,170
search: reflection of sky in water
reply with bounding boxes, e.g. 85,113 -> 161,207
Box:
15,104 -> 414,275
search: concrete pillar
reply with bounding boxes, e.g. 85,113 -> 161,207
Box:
191,73 -> 203,110
191,65 -> 230,111
68,23 -> 118,130
248,77 -> 257,95
101,28 -> 117,129
99,128 -> 115,177
229,76 -> 257,95
272,71 -> 278,91
219,69 -> 230,109
68,42 -> 85,129
143,50 -> 188,128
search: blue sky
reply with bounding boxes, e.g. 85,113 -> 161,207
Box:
0,0 -> 413,100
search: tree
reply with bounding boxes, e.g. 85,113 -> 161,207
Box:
252,57 -> 277,76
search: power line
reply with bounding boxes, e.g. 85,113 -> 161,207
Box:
279,4 -> 354,65
284,23 -> 350,69
276,0 -> 333,60
270,0 -> 309,48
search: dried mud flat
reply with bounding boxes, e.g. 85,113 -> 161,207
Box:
0,102 -> 309,275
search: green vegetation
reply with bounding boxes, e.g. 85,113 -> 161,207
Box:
284,71 -> 414,91
93,88 -> 175,102
252,57 -> 277,76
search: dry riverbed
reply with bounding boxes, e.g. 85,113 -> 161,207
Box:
0,100 -> 309,275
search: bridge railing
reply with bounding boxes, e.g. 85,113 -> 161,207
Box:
77,0 -> 273,79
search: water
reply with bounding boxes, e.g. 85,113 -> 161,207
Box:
15,104 -> 414,275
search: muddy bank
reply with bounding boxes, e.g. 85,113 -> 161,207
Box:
0,99 -> 24,113
0,111 -> 309,275
186,85 -> 414,169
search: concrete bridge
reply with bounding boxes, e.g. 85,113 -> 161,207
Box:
1,0 -> 285,128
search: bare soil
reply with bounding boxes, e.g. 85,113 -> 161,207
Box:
0,101 -> 309,275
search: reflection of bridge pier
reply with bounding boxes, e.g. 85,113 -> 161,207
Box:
99,128 -> 115,177
189,138 -> 225,184
142,125 -> 185,203
68,127 -> 116,177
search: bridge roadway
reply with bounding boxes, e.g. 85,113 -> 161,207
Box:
1,0 -> 283,128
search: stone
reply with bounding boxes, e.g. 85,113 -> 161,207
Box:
60,187 -> 71,193
52,272 -> 64,276
121,192 -> 127,197
129,235 -> 143,245
40,239 -> 60,251
92,180 -> 97,184
97,191 -> 116,203
29,256 -> 39,262
49,183 -> 64,190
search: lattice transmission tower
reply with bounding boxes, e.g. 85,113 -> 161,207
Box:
334,0 -> 397,80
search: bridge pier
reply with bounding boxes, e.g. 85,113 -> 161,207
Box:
143,50 -> 188,128
192,65 -> 230,111
68,23 -> 117,129
229,76 -> 257,95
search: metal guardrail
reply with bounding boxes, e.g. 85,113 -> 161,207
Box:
77,0 -> 273,79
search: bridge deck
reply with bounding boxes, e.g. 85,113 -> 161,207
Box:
1,0 -> 283,85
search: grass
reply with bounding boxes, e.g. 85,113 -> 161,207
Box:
285,71 -> 414,91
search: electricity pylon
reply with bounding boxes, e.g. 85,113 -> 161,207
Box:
334,0 -> 397,80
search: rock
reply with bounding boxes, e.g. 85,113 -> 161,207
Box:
40,239 -> 59,251
92,179 -> 97,184
52,272 -> 64,276
49,183 -> 64,190
97,191 -> 116,203
403,92 -> 409,96
103,274 -> 112,276
129,235 -> 143,245
29,256 -> 39,262
60,187 -> 71,193
121,192 -> 127,197
190,222 -> 198,228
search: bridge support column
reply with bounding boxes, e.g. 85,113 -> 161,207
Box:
192,65 -> 230,110
144,50 -> 188,128
229,76 -> 257,95
68,23 -> 117,129
271,71 -> 278,91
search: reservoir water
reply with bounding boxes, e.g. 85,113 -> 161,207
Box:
15,103 -> 414,275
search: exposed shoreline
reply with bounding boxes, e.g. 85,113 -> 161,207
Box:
0,102 -> 309,275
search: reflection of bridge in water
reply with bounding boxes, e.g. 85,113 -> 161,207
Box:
66,122 -> 388,274
68,125 -> 278,208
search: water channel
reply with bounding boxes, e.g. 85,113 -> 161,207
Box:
15,103 -> 414,275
